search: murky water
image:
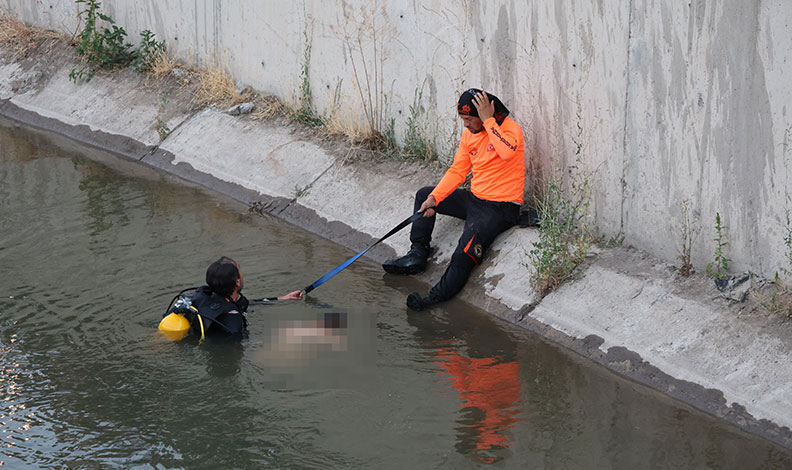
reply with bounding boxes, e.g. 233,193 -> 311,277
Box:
1,119 -> 791,469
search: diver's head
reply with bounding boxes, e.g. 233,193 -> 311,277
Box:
206,256 -> 244,300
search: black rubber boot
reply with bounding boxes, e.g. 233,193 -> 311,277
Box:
406,291 -> 439,311
406,252 -> 477,311
382,243 -> 430,275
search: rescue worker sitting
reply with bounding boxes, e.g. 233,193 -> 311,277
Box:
383,89 -> 525,311
170,256 -> 302,337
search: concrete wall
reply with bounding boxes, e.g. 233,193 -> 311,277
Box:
3,0 -> 791,277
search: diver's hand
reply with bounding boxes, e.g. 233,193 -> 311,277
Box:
419,195 -> 437,218
279,290 -> 304,300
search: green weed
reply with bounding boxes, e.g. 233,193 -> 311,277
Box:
289,25 -> 324,127
400,89 -> 436,162
154,91 -> 170,140
70,0 -> 132,81
293,183 -> 312,198
527,119 -> 592,295
705,212 -> 731,279
755,273 -> 792,317
783,208 -> 792,277
132,29 -> 165,73
70,0 -> 164,82
598,232 -> 625,249
383,118 -> 398,153
754,207 -> 792,317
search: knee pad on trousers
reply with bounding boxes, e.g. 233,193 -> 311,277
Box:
462,232 -> 486,264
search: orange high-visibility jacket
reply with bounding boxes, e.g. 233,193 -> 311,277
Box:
429,116 -> 525,205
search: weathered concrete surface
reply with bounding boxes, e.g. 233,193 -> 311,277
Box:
158,108 -> 467,261
527,249 -> 792,436
3,44 -> 792,450
7,58 -> 192,148
4,1 -> 792,279
162,110 -> 336,200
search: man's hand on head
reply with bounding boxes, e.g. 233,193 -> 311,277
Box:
420,195 -> 437,218
472,91 -> 495,122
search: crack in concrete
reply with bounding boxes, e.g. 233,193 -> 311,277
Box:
139,145 -> 158,161
280,155 -> 340,214
161,109 -> 196,143
631,285 -> 644,299
138,109 -> 204,162
266,137 -> 300,161
619,0 -> 635,238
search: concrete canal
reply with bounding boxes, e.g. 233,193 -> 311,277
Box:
2,120 -> 791,468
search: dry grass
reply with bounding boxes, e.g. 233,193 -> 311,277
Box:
0,12 -> 63,58
148,51 -> 181,80
193,65 -> 251,108
323,113 -> 381,145
753,279 -> 792,317
251,94 -> 286,120
323,113 -> 394,162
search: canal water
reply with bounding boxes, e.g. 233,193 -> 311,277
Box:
1,119 -> 791,470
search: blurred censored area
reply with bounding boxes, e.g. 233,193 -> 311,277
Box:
273,312 -> 348,351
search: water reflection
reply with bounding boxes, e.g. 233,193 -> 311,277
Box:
407,309 -> 523,464
201,337 -> 246,378
76,158 -> 132,237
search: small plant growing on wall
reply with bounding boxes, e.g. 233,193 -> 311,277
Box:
289,24 -> 324,127
338,0 -> 392,144
676,199 -> 698,277
755,273 -> 792,317
783,208 -> 792,278
705,212 -> 731,279
70,0 -> 164,82
131,29 -> 165,73
527,117 -> 592,295
755,208 -> 792,317
70,0 -> 132,81
400,89 -> 436,162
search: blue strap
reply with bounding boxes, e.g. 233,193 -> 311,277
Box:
303,211 -> 425,294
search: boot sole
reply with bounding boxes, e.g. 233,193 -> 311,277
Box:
382,264 -> 426,275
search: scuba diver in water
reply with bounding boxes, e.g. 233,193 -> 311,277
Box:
160,256 -> 303,340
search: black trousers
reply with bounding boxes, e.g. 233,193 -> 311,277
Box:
411,186 -> 519,302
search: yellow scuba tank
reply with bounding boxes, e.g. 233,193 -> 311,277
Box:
159,287 -> 201,342
159,313 -> 191,341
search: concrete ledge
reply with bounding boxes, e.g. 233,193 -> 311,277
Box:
3,49 -> 792,450
522,248 -> 792,446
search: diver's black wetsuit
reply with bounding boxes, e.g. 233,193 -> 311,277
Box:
189,286 -> 249,335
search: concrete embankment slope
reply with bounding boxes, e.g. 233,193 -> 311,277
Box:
3,52 -> 792,449
5,1 -> 792,281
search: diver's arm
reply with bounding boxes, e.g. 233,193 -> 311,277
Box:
278,290 -> 304,300
250,290 -> 303,303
